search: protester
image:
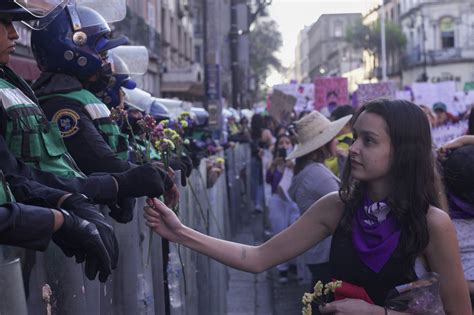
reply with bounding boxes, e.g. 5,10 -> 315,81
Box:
432,102 -> 458,127
440,145 -> 474,298
250,113 -> 273,212
265,132 -> 298,283
325,105 -> 355,177
144,99 -> 471,314
288,111 -> 351,290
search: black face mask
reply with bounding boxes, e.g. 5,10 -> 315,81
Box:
83,62 -> 114,94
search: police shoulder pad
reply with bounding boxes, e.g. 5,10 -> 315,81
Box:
52,109 -> 81,138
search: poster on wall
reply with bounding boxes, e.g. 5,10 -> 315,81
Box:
314,77 -> 349,113
355,82 -> 397,107
273,83 -> 314,113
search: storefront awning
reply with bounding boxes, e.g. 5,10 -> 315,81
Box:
161,81 -> 204,97
8,55 -> 41,82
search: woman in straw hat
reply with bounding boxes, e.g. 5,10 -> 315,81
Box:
144,99 -> 471,314
287,111 -> 351,291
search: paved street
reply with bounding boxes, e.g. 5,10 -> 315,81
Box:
226,210 -> 309,315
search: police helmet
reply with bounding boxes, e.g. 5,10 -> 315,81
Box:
150,99 -> 171,121
31,4 -> 128,78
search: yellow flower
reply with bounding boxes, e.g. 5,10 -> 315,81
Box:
314,281 -> 323,297
302,304 -> 312,315
324,280 -> 342,293
180,120 -> 188,128
302,292 -> 314,305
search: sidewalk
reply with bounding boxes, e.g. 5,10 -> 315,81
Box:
226,210 -> 309,315
226,211 -> 273,315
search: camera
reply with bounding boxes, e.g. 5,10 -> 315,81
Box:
277,148 -> 287,159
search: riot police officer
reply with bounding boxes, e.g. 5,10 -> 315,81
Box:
30,3 -> 179,210
0,2 -> 176,223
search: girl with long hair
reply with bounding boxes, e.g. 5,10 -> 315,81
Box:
265,132 -> 298,283
144,99 -> 471,314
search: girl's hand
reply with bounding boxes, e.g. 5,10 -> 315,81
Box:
319,299 -> 383,314
439,135 -> 468,152
144,198 -> 185,243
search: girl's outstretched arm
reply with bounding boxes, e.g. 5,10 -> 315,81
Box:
144,192 -> 344,273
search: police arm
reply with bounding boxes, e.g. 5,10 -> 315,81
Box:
144,192 -> 344,273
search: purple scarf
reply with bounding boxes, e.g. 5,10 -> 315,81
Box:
449,193 -> 474,220
352,195 -> 401,273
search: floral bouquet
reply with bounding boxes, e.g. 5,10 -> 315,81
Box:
302,280 -> 342,315
384,272 -> 445,314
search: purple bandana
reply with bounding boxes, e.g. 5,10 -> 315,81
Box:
449,193 -> 474,220
352,195 -> 401,273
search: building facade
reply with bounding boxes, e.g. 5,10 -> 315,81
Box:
400,0 -> 474,90
295,26 -> 311,83
307,14 -> 363,81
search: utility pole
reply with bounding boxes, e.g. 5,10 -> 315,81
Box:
230,0 -> 240,109
202,0 -> 209,110
380,0 -> 388,81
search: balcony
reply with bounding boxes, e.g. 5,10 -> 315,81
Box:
427,47 -> 474,64
403,46 -> 422,68
404,46 -> 474,69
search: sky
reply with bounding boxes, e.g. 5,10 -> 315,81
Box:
265,0 -> 379,86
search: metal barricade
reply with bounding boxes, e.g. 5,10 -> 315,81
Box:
2,143 -> 251,315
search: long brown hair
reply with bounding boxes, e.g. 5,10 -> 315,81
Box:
339,99 -> 440,265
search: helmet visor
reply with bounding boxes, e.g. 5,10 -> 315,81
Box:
14,0 -> 67,18
110,46 -> 149,75
75,0 -> 126,23
21,2 -> 66,29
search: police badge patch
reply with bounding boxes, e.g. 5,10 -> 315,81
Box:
52,109 -> 80,138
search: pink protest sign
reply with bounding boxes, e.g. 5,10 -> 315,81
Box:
355,82 -> 397,107
314,77 -> 349,111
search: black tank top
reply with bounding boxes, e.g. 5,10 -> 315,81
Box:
330,222 -> 418,305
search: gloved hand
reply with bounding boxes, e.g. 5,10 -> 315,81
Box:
169,156 -> 193,186
52,209 -> 112,282
108,196 -> 136,224
61,194 -> 119,269
111,164 -> 173,198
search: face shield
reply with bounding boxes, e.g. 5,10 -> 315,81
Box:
24,0 -> 126,30
74,0 -> 126,24
109,46 -> 149,75
14,0 -> 67,18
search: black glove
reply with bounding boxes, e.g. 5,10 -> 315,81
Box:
169,156 -> 193,186
62,194 -> 119,269
108,196 -> 136,224
53,209 -> 112,282
111,164 -> 172,198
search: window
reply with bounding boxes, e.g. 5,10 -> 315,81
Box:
440,17 -> 455,49
195,46 -> 201,63
334,21 -> 343,37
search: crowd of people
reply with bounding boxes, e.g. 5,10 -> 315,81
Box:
149,97 -> 474,314
2,1 -> 474,314
0,0 -> 215,288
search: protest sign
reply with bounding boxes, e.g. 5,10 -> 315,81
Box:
269,89 -> 297,125
314,77 -> 349,112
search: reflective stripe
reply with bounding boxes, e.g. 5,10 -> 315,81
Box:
84,103 -> 111,120
0,88 -> 36,110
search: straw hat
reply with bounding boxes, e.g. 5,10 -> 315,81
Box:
286,111 -> 352,160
